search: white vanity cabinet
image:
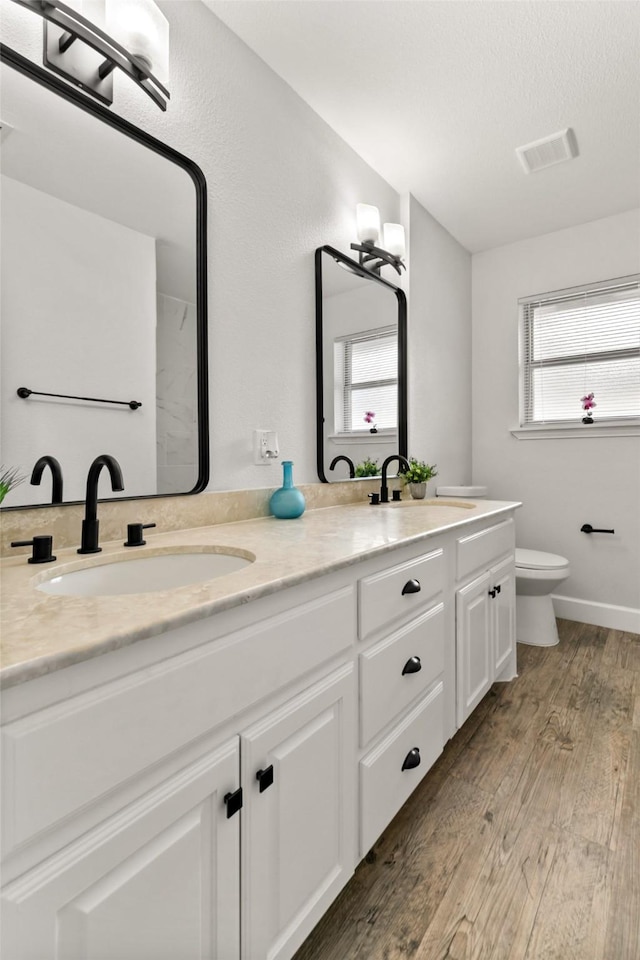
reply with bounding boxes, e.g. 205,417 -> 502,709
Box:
240,665 -> 354,960
1,738 -> 241,960
1,580 -> 357,960
357,545 -> 447,855
455,519 -> 517,726
1,503 -> 521,960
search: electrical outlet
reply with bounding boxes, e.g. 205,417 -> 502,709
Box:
253,430 -> 279,465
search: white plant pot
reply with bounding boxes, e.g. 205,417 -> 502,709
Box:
409,482 -> 427,499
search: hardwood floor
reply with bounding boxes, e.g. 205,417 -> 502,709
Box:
294,620 -> 640,960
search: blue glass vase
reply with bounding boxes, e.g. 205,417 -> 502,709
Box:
270,460 -> 305,519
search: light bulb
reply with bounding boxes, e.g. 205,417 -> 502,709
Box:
356,204 -> 381,244
382,222 -> 406,259
106,0 -> 169,81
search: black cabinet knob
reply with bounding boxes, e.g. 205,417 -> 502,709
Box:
402,656 -> 422,676
402,578 -> 421,595
256,765 -> 274,793
402,748 -> 421,771
488,588 -> 497,598
11,536 -> 56,564
224,787 -> 243,818
495,584 -> 501,594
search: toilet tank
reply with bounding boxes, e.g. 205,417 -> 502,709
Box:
435,485 -> 488,498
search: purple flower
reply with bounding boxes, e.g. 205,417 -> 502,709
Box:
581,392 -> 596,411
364,411 -> 376,424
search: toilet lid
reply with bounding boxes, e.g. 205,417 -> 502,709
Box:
516,548 -> 569,570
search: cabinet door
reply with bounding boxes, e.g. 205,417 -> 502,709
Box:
1,739 -> 240,960
240,663 -> 355,960
491,556 -> 516,678
456,571 -> 492,726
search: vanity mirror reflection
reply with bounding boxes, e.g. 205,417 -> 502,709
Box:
315,245 -> 407,482
0,47 -> 209,509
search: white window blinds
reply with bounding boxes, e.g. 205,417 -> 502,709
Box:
520,276 -> 640,425
335,326 -> 398,433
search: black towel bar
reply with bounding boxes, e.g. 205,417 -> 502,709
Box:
17,387 -> 141,410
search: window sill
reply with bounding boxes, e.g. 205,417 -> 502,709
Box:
511,421 -> 640,440
329,432 -> 397,445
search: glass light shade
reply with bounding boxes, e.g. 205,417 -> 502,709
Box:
64,0 -> 106,27
356,203 -> 381,244
383,222 -> 406,259
106,0 -> 169,81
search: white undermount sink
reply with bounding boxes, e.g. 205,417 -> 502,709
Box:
36,548 -> 255,597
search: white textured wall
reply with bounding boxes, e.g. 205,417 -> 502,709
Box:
472,209 -> 640,614
117,0 -> 401,490
405,195 -> 472,487
0,176 -> 157,504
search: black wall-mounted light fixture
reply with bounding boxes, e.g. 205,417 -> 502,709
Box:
10,0 -> 170,111
350,203 -> 406,276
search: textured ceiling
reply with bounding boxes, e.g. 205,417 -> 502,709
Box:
205,0 -> 640,253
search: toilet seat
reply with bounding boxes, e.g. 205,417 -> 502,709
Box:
515,548 -> 569,571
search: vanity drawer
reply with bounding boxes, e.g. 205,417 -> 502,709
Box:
358,548 -> 444,642
456,519 -> 514,582
359,602 -> 444,747
1,585 -> 354,854
360,682 -> 443,856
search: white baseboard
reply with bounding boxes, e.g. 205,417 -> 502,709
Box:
552,594 -> 640,634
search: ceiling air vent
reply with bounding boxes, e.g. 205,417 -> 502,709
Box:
515,128 -> 578,174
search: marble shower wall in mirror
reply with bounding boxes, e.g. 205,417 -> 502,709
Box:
0,51 -> 208,508
316,247 -> 407,482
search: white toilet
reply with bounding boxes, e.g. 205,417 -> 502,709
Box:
513,548 -> 570,646
436,486 -> 570,647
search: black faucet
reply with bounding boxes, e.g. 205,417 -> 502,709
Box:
379,455 -> 410,503
78,455 -> 124,554
329,455 -> 355,479
30,455 -> 64,505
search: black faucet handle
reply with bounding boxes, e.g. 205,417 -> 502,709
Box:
392,489 -> 402,502
368,493 -> 380,506
11,535 -> 56,564
124,522 -> 156,547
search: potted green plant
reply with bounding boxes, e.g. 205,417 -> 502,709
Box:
398,458 -> 438,499
354,457 -> 380,478
0,465 -> 25,505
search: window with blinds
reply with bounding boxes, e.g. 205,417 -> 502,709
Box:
519,276 -> 640,426
334,326 -> 398,433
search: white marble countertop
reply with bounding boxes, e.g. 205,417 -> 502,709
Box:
0,498 -> 520,689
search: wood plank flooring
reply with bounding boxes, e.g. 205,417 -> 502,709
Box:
294,620 -> 640,960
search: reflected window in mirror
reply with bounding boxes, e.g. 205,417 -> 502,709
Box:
316,246 -> 407,482
335,326 -> 398,437
0,47 -> 209,510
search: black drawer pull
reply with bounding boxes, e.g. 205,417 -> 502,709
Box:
402,656 -> 422,676
402,578 -> 421,596
488,588 -> 497,598
402,748 -> 421,771
224,787 -> 243,818
256,765 -> 274,793
495,584 -> 501,594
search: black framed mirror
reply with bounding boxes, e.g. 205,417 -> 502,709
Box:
315,245 -> 407,482
0,45 -> 209,509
